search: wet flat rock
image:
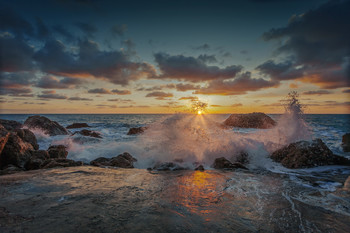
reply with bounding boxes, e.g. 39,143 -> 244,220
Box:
0,166 -> 349,233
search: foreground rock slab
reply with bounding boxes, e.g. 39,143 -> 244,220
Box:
24,115 -> 69,136
223,112 -> 276,129
271,138 -> 350,169
1,166 -> 349,232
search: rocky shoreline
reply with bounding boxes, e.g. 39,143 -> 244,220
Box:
1,114 -> 350,176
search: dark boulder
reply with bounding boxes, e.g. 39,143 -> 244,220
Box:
15,129 -> 39,150
0,125 -> 10,155
47,145 -> 68,159
342,133 -> 350,152
0,133 -> 34,169
66,123 -> 91,129
127,127 -> 147,135
25,150 -> 50,170
223,112 -> 276,129
195,165 -> 205,171
151,162 -> 185,171
271,139 -> 350,169
24,115 -> 68,136
90,152 -> 137,168
0,119 -> 22,131
212,157 -> 248,170
73,129 -> 102,138
41,158 -> 84,169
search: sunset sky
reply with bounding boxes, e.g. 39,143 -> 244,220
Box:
0,0 -> 349,114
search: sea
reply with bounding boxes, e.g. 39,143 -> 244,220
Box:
1,113 -> 350,231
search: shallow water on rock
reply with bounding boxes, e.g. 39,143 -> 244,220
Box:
1,166 -> 349,233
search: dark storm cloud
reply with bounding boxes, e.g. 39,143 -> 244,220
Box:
52,25 -> 74,41
145,91 -> 173,100
38,90 -> 67,99
260,0 -> 350,89
0,87 -> 33,97
0,5 -> 34,37
111,24 -> 127,37
36,75 -> 85,89
193,72 -> 278,95
34,39 -> 157,85
111,89 -> 131,95
88,88 -> 112,94
0,37 -> 35,72
35,17 -> 50,39
154,53 -> 243,82
68,97 -> 93,101
198,55 -> 217,64
74,22 -> 97,37
256,60 -> 304,81
0,72 -> 35,88
175,83 -> 201,92
302,90 -> 332,95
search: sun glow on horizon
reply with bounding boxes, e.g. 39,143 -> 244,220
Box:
197,110 -> 202,115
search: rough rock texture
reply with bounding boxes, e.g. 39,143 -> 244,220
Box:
41,158 -> 84,169
47,145 -> 68,159
195,165 -> 205,171
151,162 -> 185,171
127,127 -> 147,135
0,119 -> 23,131
14,129 -> 39,150
0,125 -> 10,155
66,123 -> 91,129
24,150 -> 50,170
0,133 -> 34,169
271,139 -> 350,169
342,133 -> 350,152
212,157 -> 248,170
73,129 -> 102,138
223,112 -> 276,129
90,152 -> 137,168
24,115 -> 68,136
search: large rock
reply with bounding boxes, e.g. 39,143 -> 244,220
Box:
66,123 -> 91,129
0,125 -> 10,155
212,157 -> 248,170
90,152 -> 137,168
151,162 -> 185,171
41,158 -> 84,169
0,119 -> 22,131
342,133 -> 350,152
223,112 -> 276,129
73,129 -> 102,138
271,139 -> 350,169
14,129 -> 39,150
0,133 -> 34,169
24,115 -> 68,136
127,127 -> 147,135
24,150 -> 50,170
47,145 -> 68,159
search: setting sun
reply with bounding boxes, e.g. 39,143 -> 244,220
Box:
197,110 -> 202,115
